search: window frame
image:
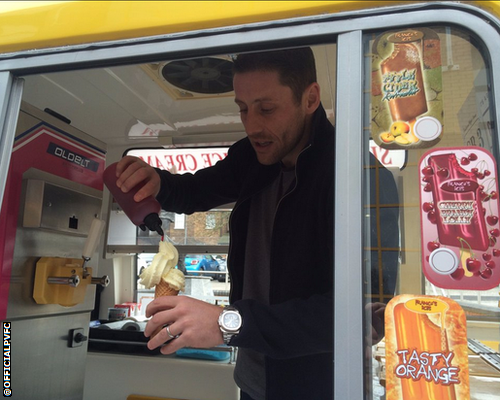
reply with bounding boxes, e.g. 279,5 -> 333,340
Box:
0,3 -> 499,399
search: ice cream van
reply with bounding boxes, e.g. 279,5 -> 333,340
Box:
0,1 -> 500,399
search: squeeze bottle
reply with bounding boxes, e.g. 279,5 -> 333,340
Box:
103,162 -> 164,236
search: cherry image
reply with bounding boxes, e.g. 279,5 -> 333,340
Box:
422,166 -> 434,176
493,249 -> 500,257
480,268 -> 493,279
490,229 -> 500,237
472,168 -> 479,175
460,157 -> 470,166
422,202 -> 434,212
490,236 -> 498,246
424,183 -> 432,192
466,258 -> 481,273
487,215 -> 499,226
427,241 -> 440,252
491,191 -> 498,200
484,170 -> 491,177
486,260 -> 496,269
451,268 -> 465,280
427,211 -> 437,224
483,253 -> 492,261
468,153 -> 478,161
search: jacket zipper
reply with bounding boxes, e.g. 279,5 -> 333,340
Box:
226,181 -> 275,302
268,143 -> 311,303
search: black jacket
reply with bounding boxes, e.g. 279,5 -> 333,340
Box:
156,105 -> 335,399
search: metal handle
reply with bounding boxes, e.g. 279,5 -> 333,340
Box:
47,275 -> 80,287
91,275 -> 110,287
74,333 -> 88,343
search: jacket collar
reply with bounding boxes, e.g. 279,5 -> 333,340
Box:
307,103 -> 334,148
237,102 -> 334,198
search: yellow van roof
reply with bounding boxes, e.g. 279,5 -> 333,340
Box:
0,1 -> 498,54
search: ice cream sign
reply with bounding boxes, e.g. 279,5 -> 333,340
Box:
127,147 -> 228,174
371,28 -> 443,149
386,295 -> 469,400
419,147 -> 500,290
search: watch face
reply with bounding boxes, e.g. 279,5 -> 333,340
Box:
223,311 -> 241,330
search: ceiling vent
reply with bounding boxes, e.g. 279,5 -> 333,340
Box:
141,56 -> 234,100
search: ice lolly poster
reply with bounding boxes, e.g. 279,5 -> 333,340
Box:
419,147 -> 500,290
371,28 -> 443,149
385,295 -> 469,400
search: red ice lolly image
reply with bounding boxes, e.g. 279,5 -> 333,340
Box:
419,147 -> 500,290
424,153 -> 488,251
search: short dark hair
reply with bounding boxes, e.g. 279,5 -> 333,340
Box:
232,47 -> 317,104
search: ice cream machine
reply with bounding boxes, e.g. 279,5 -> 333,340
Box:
31,212 -> 109,308
0,102 -> 108,399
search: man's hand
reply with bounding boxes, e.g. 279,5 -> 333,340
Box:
115,156 -> 161,202
365,302 -> 386,346
145,295 -> 224,354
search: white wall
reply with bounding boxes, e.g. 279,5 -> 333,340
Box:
84,352 -> 238,400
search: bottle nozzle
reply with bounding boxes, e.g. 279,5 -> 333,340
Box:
143,213 -> 164,237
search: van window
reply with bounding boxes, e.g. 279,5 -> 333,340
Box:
126,148 -> 232,306
363,25 -> 498,399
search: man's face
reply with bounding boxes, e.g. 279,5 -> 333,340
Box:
233,70 -> 312,167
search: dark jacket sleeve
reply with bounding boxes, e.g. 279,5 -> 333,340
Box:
231,292 -> 333,359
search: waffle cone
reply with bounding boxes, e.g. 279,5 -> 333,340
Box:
155,280 -> 179,298
151,280 -> 179,339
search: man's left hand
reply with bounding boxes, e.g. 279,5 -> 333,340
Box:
145,295 -> 224,354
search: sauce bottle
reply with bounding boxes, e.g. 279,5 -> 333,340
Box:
103,162 -> 164,236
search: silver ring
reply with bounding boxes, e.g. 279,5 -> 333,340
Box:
166,324 -> 179,339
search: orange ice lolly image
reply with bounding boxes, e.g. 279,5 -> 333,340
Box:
393,303 -> 457,400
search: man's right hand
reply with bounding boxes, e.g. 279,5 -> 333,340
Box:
115,155 -> 161,202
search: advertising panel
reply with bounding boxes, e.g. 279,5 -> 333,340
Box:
386,295 -> 469,400
419,147 -> 500,290
371,28 -> 443,149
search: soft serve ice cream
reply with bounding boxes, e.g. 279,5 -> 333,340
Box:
140,240 -> 185,296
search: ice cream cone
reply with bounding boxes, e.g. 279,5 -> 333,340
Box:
140,240 -> 184,340
155,279 -> 180,298
151,279 -> 180,339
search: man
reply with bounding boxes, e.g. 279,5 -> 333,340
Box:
115,48 -> 373,399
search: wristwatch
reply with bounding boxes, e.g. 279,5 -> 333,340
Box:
218,306 -> 242,345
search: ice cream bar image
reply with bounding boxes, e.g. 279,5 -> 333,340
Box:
386,295 -> 470,399
425,153 -> 489,251
393,303 -> 458,400
380,42 -> 428,122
